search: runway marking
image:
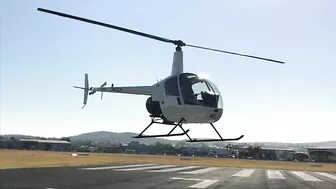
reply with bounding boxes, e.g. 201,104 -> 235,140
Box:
291,171 -> 322,182
147,166 -> 201,172
180,167 -> 220,174
170,177 -> 218,188
79,164 -> 155,170
114,164 -> 177,171
313,172 -> 336,180
232,169 -> 255,177
267,170 -> 285,179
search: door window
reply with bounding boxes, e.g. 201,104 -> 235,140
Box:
164,76 -> 179,96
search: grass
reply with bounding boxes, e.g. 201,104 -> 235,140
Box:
1,150 -> 336,173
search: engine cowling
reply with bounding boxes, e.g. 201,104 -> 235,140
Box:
146,97 -> 162,117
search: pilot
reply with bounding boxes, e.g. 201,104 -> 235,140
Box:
180,78 -> 199,105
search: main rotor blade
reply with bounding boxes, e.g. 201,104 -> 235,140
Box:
37,8 -> 284,64
37,8 -> 184,46
187,44 -> 285,64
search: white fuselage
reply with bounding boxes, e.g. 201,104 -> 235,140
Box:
150,75 -> 223,124
84,49 -> 224,124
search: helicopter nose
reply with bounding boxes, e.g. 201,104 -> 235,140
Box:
210,114 -> 216,119
210,108 -> 223,122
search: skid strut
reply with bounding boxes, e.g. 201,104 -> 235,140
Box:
133,117 -> 190,138
133,116 -> 244,142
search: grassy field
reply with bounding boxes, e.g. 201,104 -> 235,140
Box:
1,150 -> 336,173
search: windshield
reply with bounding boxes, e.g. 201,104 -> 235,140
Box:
179,73 -> 223,108
205,79 -> 223,109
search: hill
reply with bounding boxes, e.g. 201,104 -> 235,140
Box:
2,132 -> 335,148
68,131 -> 336,148
69,131 -> 176,145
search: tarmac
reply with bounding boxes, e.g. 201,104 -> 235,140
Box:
0,163 -> 335,189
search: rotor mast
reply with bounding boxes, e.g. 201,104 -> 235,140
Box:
171,46 -> 183,76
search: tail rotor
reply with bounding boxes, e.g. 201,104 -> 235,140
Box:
73,73 -> 89,108
100,82 -> 107,100
73,74 -> 108,108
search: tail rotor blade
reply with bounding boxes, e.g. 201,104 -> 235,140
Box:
100,81 -> 106,100
82,73 -> 89,108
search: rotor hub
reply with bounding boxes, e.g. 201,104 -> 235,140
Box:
173,40 -> 186,47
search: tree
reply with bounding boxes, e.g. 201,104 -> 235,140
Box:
61,137 -> 71,142
252,146 -> 262,160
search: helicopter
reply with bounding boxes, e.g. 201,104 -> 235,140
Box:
37,8 -> 285,143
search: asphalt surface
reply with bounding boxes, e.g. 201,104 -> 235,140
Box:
0,163 -> 335,189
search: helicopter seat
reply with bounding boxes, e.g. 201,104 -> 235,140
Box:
201,91 -> 218,108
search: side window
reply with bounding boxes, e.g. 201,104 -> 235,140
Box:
164,76 -> 179,96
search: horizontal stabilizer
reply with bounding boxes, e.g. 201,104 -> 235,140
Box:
73,86 -> 86,90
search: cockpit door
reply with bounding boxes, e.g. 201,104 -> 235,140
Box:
160,76 -> 183,122
177,73 -> 223,123
178,73 -> 222,108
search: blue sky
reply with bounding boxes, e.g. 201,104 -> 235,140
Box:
0,0 -> 335,143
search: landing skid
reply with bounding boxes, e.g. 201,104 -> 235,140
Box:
133,116 -> 244,142
133,117 -> 190,139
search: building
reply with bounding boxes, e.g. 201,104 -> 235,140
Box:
292,152 -> 309,161
307,146 -> 336,162
208,148 -> 232,158
19,139 -> 70,151
274,149 -> 296,161
238,147 -> 297,160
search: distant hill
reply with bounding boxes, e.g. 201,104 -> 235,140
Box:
2,131 -> 335,148
261,141 -> 336,148
68,131 -> 336,148
69,131 -> 176,145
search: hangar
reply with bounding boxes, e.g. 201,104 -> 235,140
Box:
19,139 -> 70,151
307,146 -> 336,162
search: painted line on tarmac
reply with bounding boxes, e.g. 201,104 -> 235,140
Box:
232,169 -> 255,177
267,170 -> 286,179
180,167 -> 220,174
79,164 -> 156,170
291,171 -> 322,182
313,172 -> 336,180
170,177 -> 218,188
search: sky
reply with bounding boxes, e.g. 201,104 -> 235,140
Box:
0,0 -> 335,143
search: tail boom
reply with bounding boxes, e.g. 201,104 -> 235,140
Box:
73,73 -> 153,108
90,86 -> 152,96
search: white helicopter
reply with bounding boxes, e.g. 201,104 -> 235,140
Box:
38,8 -> 285,142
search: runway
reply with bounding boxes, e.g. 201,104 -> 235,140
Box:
0,163 -> 335,189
